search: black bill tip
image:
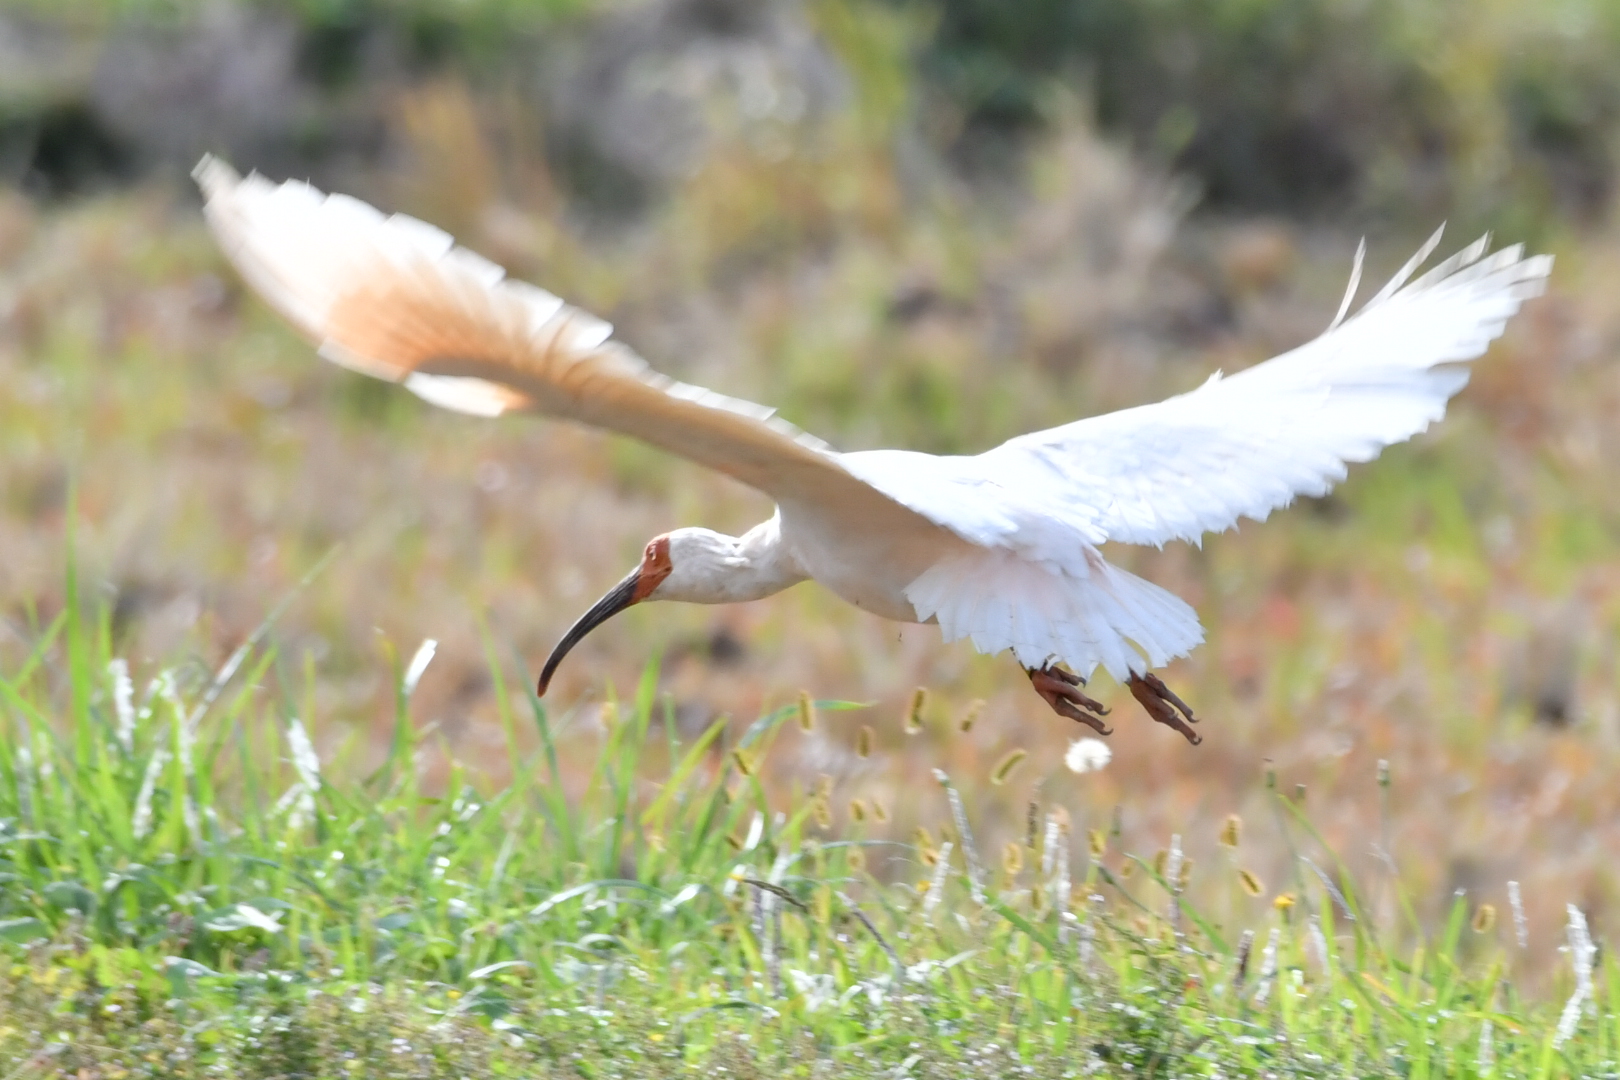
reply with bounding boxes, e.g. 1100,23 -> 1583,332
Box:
537,567 -> 642,697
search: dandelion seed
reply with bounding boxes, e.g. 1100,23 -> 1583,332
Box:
991,748 -> 1027,785
109,659 -> 136,753
1002,841 -> 1023,875
855,725 -> 873,758
959,699 -> 984,733
1219,814 -> 1242,848
904,687 -> 928,734
1472,903 -> 1497,934
848,798 -> 867,823
730,749 -> 753,777
794,690 -> 816,732
1239,869 -> 1265,897
1508,880 -> 1528,949
1088,829 -> 1107,859
402,639 -> 437,697
1064,738 -> 1112,774
1273,892 -> 1296,910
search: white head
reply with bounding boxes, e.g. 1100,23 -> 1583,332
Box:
536,528 -> 744,695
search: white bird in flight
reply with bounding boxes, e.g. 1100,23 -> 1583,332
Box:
195,156 -> 1551,745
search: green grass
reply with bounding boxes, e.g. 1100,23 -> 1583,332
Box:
0,564 -> 1616,1077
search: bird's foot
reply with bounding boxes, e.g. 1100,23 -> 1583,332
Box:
1028,665 -> 1112,736
1127,672 -> 1201,745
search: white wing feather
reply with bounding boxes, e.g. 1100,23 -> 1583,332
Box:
844,234 -> 1552,571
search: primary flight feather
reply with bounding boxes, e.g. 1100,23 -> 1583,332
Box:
196,155 -> 1551,743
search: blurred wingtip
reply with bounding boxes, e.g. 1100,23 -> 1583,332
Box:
192,154 -> 239,200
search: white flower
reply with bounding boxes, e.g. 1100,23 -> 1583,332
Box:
1065,738 -> 1112,774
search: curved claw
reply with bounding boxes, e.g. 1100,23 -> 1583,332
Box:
1128,673 -> 1202,745
1028,666 -> 1113,733
1052,696 -> 1113,736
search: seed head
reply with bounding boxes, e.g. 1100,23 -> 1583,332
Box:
1473,903 -> 1497,934
914,826 -> 935,852
849,798 -> 868,822
1002,841 -> 1024,875
796,690 -> 816,732
846,846 -> 866,872
1178,857 -> 1193,890
815,774 -> 834,799
813,798 -> 833,830
1119,859 -> 1135,880
871,799 -> 889,823
1087,829 -> 1108,859
1064,737 -> 1112,774
991,748 -> 1028,785
1219,814 -> 1242,848
905,687 -> 928,734
1239,868 -> 1265,897
730,749 -> 754,777
855,725 -> 874,758
1153,849 -> 1168,879
959,699 -> 984,733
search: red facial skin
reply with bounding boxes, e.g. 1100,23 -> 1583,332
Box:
632,535 -> 673,601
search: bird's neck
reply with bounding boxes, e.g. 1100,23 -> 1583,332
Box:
661,515 -> 807,605
718,515 -> 808,602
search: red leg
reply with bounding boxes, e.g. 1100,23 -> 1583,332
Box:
1127,672 -> 1201,745
1027,665 -> 1112,736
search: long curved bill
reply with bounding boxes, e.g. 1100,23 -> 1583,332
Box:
537,567 -> 642,696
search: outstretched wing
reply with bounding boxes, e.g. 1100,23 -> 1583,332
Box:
843,232 -> 1552,567
195,156 -> 894,510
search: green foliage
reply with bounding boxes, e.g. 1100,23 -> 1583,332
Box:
0,563 -> 1617,1074
903,0 -> 1620,227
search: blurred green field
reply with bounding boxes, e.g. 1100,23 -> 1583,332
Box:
5,0 -> 1620,1052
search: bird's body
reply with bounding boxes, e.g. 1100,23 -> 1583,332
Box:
195,155 -> 1552,742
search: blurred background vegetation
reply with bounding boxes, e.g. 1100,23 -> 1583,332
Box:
3,0 -> 1620,981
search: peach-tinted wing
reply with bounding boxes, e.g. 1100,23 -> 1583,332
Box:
196,156 -> 885,505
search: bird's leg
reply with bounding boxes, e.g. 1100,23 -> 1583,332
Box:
1127,672 -> 1201,745
1028,665 -> 1112,736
